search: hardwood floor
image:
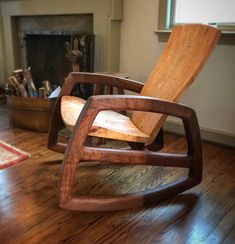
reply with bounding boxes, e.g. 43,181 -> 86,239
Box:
0,104 -> 235,244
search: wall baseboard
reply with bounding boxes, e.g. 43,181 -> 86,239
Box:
164,120 -> 235,148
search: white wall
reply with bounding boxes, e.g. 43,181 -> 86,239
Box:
120,0 -> 165,81
175,0 -> 235,24
120,0 -> 235,146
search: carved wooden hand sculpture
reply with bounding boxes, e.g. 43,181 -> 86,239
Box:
65,39 -> 83,72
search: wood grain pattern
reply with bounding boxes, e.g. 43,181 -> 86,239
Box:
56,24 -> 221,147
47,24 -> 221,211
1,105 -> 235,243
61,96 -> 150,142
58,95 -> 202,211
7,96 -> 56,132
132,24 -> 221,142
47,73 -> 144,153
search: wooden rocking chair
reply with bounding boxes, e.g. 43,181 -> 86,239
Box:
48,24 -> 221,211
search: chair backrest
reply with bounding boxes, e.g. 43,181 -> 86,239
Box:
131,24 -> 221,143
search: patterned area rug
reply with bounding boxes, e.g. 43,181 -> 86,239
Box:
0,140 -> 30,170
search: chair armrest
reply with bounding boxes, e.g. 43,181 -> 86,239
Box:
60,72 -> 144,96
49,93 -> 202,177
48,74 -> 144,152
59,94 -> 202,211
74,94 -> 199,137
66,94 -> 201,181
75,95 -> 201,151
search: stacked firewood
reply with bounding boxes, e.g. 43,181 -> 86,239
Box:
6,39 -> 82,98
6,67 -> 52,98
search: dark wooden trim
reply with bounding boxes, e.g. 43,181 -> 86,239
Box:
61,177 -> 199,211
58,95 -> 202,211
82,147 -> 190,167
69,72 -> 143,93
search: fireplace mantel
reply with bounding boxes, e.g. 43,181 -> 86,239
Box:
0,0 -> 123,86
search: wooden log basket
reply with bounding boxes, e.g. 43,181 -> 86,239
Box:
48,24 -> 221,211
7,96 -> 56,132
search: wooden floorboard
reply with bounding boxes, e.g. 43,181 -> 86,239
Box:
0,104 -> 235,244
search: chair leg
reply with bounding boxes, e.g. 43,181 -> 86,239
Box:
128,128 -> 164,151
58,132 -> 201,211
57,93 -> 202,211
127,141 -> 145,150
58,149 -> 81,207
146,127 -> 164,151
59,146 -> 201,211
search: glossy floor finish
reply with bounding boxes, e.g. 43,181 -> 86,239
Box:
0,104 -> 235,244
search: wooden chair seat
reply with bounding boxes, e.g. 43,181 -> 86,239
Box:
61,95 -> 150,143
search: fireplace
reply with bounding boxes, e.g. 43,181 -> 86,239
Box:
16,15 -> 94,87
14,14 -> 95,98
0,0 -> 124,88
24,32 -> 94,88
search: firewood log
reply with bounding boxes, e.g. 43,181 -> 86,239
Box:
39,87 -> 47,98
5,83 -> 16,96
42,80 -> 52,96
22,67 -> 37,97
16,84 -> 28,97
8,76 -> 24,96
8,76 -> 20,90
13,69 -> 24,84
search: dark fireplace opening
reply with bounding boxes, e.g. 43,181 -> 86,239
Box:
15,15 -> 95,99
25,32 -> 94,90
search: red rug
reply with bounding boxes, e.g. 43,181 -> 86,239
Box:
0,140 -> 30,170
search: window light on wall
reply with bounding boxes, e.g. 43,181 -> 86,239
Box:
174,0 -> 235,29
159,0 -> 235,32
